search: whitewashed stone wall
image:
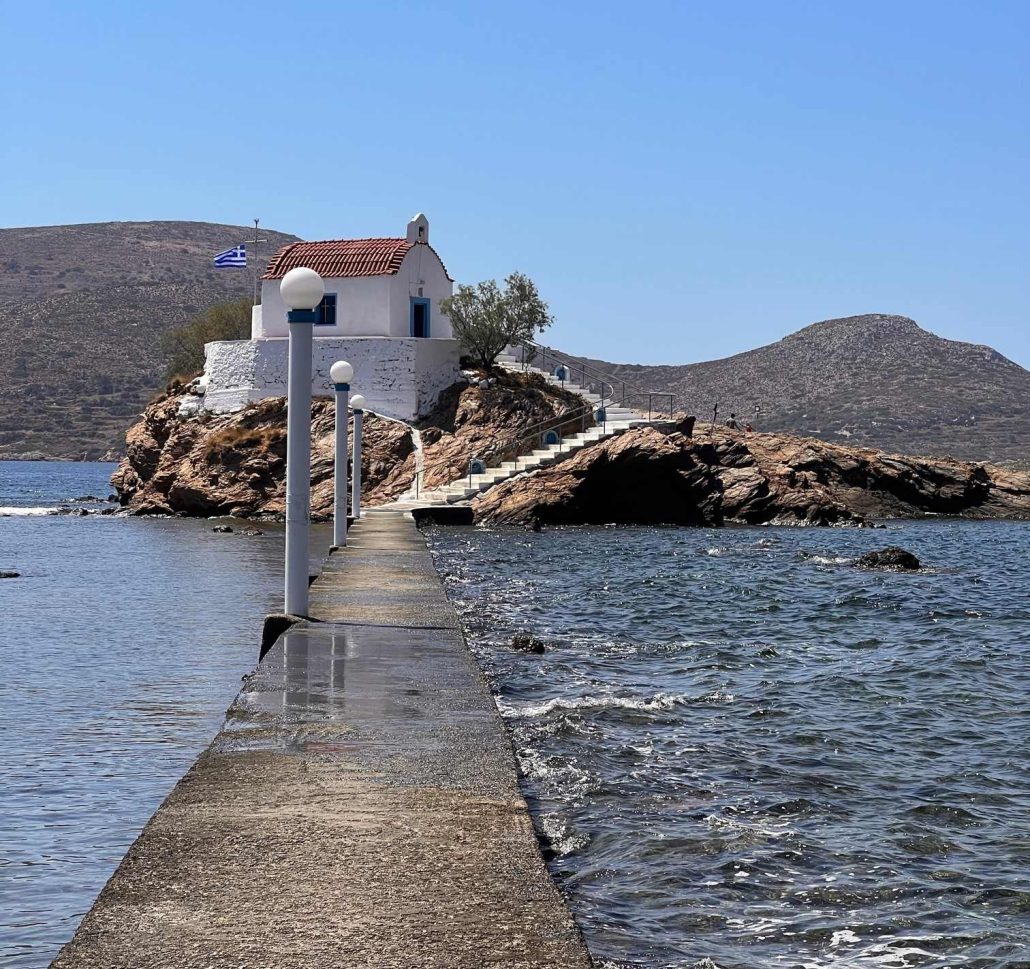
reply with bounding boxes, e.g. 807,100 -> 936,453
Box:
202,337 -> 462,421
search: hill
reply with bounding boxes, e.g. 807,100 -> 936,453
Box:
4,227 -> 1026,467
0,221 -> 298,460
581,314 -> 1030,463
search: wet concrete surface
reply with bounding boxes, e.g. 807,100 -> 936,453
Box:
52,511 -> 592,968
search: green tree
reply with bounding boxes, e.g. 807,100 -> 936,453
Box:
161,298 -> 253,379
440,272 -> 553,370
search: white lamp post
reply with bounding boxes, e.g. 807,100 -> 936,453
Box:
350,393 -> 366,522
329,360 -> 353,548
280,266 -> 324,616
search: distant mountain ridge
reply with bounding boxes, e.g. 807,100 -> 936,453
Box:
1,223 -> 1026,465
580,314 -> 1030,462
0,221 -> 299,460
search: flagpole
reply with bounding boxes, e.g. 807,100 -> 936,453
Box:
253,218 -> 260,306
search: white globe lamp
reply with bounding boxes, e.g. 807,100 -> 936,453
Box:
330,360 -> 354,386
280,267 -> 324,311
350,393 -> 366,410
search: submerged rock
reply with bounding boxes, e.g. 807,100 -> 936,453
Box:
211,524 -> 233,534
511,632 -> 546,654
855,547 -> 921,570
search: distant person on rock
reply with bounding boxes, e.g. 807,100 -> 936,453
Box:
725,412 -> 742,430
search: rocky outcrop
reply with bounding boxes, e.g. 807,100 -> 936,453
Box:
112,371 -> 584,518
115,373 -> 1030,527
472,420 -> 1030,526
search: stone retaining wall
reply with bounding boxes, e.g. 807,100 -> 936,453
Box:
202,336 -> 462,421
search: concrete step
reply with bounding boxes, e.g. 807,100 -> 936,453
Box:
445,471 -> 509,488
409,426 -> 637,497
441,482 -> 479,494
453,474 -> 510,491
385,382 -> 659,510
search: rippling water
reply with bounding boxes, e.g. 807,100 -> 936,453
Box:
0,462 -> 329,967
426,522 -> 1030,969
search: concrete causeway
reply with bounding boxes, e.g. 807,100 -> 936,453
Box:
53,510 -> 592,969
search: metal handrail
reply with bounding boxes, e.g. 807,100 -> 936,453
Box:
513,340 -> 676,419
414,376 -> 604,497
481,399 -> 597,474
468,394 -> 601,485
513,342 -> 615,404
509,397 -> 599,443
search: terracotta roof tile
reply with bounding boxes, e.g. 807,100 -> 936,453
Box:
262,237 -> 451,281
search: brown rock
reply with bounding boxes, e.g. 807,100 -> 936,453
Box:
112,377 -> 1030,528
716,466 -> 768,519
111,371 -> 587,520
473,426 -> 724,526
473,426 -> 1030,527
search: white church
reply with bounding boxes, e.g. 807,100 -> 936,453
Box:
200,214 -> 462,420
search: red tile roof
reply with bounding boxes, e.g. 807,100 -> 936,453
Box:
262,237 -> 451,281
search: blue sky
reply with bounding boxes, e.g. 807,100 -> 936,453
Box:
2,1 -> 1027,366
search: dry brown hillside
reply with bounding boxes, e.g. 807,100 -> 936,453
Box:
580,314 -> 1030,463
0,221 -> 298,460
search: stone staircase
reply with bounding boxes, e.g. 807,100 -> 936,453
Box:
381,351 -> 653,511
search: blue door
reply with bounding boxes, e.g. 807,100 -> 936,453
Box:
410,298 -> 430,338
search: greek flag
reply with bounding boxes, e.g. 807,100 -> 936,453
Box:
213,244 -> 247,268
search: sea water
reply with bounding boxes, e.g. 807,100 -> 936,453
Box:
3,461 -> 1027,968
0,462 -> 329,967
427,522 -> 1030,969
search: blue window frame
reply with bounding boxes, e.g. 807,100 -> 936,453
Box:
410,297 -> 430,338
316,293 -> 337,326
